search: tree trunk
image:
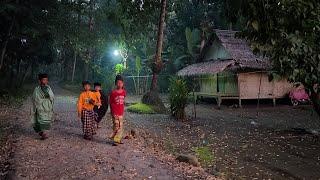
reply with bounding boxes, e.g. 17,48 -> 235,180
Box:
63,58 -> 69,81
229,22 -> 233,30
0,16 -> 15,71
71,50 -> 77,82
20,64 -> 32,86
84,60 -> 89,80
84,0 -> 94,81
151,73 -> 158,91
141,0 -> 167,112
137,74 -> 140,94
150,0 -> 167,91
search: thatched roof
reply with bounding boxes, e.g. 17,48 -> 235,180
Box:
177,60 -> 234,76
178,29 -> 270,76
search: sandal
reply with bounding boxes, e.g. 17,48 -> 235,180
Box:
83,135 -> 92,140
39,132 -> 48,140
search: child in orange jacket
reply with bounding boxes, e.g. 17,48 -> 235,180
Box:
77,81 -> 101,140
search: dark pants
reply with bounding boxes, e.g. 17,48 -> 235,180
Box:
94,106 -> 107,123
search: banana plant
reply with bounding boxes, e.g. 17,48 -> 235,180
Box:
174,27 -> 200,69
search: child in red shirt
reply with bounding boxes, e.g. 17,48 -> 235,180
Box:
109,75 -> 126,145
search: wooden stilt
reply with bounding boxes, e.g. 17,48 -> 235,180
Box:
217,96 -> 222,109
192,77 -> 197,119
273,98 -> 276,107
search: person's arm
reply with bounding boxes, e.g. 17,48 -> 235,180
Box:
123,90 -> 127,104
48,86 -> 54,103
46,86 -> 54,107
95,92 -> 102,107
77,93 -> 83,118
33,87 -> 44,110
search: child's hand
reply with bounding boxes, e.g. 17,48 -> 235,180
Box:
97,101 -> 102,106
89,99 -> 95,105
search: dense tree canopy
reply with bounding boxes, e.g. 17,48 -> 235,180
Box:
0,0 -> 236,90
235,0 -> 320,115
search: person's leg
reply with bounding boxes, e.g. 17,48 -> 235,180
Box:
91,111 -> 97,135
82,110 -> 92,140
34,117 -> 50,140
33,119 -> 42,136
118,116 -> 124,141
112,116 -> 121,144
96,114 -> 104,128
113,116 -> 124,144
96,108 -> 106,128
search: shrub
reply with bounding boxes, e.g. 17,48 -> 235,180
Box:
127,103 -> 156,114
169,77 -> 189,120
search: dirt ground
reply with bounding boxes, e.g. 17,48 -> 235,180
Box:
3,86 -> 215,180
2,88 -> 320,180
0,105 -> 15,179
127,95 -> 320,179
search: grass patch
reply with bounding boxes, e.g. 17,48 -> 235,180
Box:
127,103 -> 156,114
192,146 -> 214,166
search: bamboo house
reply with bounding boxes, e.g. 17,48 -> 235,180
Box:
177,29 -> 292,107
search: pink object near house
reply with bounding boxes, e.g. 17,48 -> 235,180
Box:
289,85 -> 310,106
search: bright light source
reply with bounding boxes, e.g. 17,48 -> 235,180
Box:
113,50 -> 119,56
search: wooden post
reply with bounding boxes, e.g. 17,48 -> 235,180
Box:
216,73 -> 220,109
217,95 -> 222,109
237,74 -> 242,108
71,50 -> 77,82
257,72 -> 263,117
193,77 -> 197,119
273,98 -> 276,107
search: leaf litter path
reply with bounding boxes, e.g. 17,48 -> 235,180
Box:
10,86 -> 214,180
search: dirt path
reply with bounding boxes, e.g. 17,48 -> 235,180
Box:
9,86 -> 213,180
128,104 -> 320,179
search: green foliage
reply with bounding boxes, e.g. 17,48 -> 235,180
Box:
192,146 -> 214,166
185,27 -> 200,56
0,88 -> 32,107
0,0 -> 241,94
169,77 -> 189,120
127,103 -> 156,114
238,0 -> 320,88
115,63 -> 125,75
237,0 -> 320,115
173,27 -> 201,70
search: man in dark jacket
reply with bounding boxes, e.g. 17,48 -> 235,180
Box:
93,82 -> 108,128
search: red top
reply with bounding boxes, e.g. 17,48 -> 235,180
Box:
109,89 -> 126,116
